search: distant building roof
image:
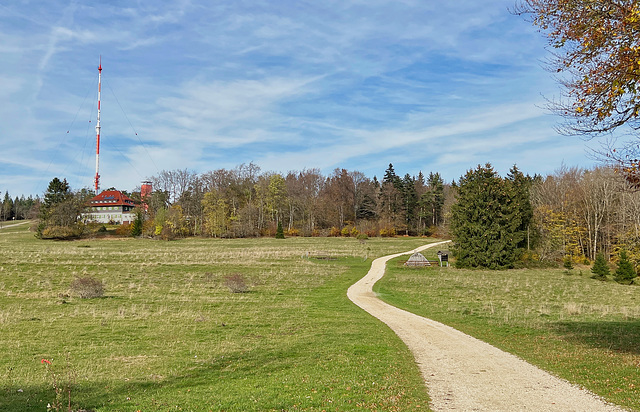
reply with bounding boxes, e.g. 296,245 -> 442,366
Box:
89,190 -> 135,207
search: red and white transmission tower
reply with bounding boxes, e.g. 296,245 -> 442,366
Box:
94,57 -> 102,194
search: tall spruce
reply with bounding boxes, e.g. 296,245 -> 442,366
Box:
379,164 -> 403,229
451,163 -> 531,269
401,173 -> 418,235
425,172 -> 445,226
506,165 -> 533,251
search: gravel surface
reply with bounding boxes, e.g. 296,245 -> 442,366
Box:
347,241 -> 626,411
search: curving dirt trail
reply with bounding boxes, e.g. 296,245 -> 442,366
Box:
347,241 -> 626,411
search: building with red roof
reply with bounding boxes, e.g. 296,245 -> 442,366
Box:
84,190 -> 136,224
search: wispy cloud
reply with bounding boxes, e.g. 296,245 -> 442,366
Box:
0,0 -> 599,196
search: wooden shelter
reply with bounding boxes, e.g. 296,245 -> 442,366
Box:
404,252 -> 431,267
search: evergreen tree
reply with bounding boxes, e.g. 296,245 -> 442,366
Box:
426,172 -> 445,226
275,220 -> 285,239
37,178 -> 87,239
401,173 -> 417,235
1,191 -> 13,221
591,253 -> 610,280
450,163 -> 528,269
506,166 -> 533,250
379,164 -> 403,229
131,208 -> 143,237
382,163 -> 400,187
41,177 -> 71,219
614,250 -> 636,284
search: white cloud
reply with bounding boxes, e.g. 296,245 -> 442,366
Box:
0,0 -> 603,196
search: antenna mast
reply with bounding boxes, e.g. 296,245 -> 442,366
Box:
94,56 -> 102,194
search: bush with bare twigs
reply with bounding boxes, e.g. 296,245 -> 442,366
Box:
224,273 -> 250,293
69,276 -> 104,299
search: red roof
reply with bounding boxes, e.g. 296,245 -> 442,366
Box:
89,190 -> 135,207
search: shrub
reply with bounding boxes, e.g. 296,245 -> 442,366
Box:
365,229 -> 377,238
40,225 -> 80,240
351,227 -> 360,237
224,273 -> 250,293
591,253 -> 610,281
115,223 -> 132,236
341,226 -> 351,237
70,276 -> 104,299
286,227 -> 300,237
615,250 -> 637,284
329,227 -> 341,237
379,227 -> 396,237
563,256 -> 574,270
131,212 -> 143,237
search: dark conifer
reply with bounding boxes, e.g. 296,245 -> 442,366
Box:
591,253 -> 610,280
614,250 -> 636,284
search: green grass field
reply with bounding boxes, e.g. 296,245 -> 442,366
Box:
376,252 -> 640,411
4,223 -> 639,411
0,227 -> 433,411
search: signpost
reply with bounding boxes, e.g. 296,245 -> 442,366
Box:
437,250 -> 449,267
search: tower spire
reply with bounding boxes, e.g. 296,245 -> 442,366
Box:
94,56 -> 102,194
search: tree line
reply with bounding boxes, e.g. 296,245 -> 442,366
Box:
18,159 -> 640,278
144,163 -> 449,239
29,163 -> 449,240
0,191 -> 38,222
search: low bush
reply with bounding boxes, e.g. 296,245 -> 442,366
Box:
40,225 -> 81,240
379,227 -> 396,237
115,223 -> 132,236
286,227 -> 300,237
329,227 -> 341,237
224,273 -> 250,293
70,276 -> 105,299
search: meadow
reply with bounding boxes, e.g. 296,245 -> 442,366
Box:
3,223 -> 639,412
0,226 -> 432,411
376,251 -> 640,411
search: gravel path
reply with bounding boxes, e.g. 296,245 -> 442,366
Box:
347,241 -> 626,411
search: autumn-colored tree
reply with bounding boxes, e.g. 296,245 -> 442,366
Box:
516,0 -> 640,185
202,190 -> 228,237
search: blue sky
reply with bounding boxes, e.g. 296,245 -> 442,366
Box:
0,0 -> 602,197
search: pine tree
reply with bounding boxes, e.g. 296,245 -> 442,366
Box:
614,250 -> 636,284
591,253 -> 610,281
